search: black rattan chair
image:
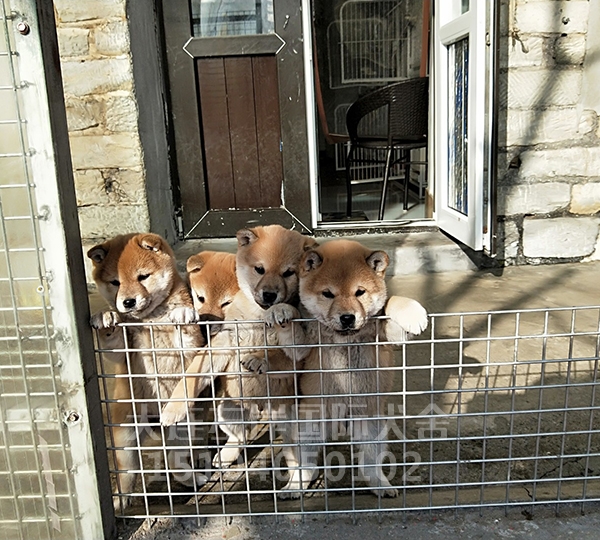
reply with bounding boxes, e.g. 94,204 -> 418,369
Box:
345,77 -> 429,220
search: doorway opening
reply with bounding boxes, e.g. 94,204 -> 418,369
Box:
312,0 -> 432,225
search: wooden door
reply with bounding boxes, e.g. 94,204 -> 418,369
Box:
162,0 -> 312,238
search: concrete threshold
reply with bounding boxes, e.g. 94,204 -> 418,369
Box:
174,230 -> 478,277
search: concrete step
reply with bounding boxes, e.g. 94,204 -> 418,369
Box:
173,230 -> 478,276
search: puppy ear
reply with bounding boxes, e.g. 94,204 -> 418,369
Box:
137,233 -> 165,252
366,250 -> 389,276
236,228 -> 259,247
87,244 -> 108,263
303,237 -> 319,251
302,249 -> 323,272
187,253 -> 208,274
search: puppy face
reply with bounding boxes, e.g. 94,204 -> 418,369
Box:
186,251 -> 239,320
236,224 -> 318,309
299,240 -> 389,335
89,233 -> 178,320
87,233 -> 137,308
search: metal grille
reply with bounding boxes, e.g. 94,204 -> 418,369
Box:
95,305 -> 600,520
0,2 -> 110,538
339,0 -> 411,84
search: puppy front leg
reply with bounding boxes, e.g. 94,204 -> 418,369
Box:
161,350 -> 209,426
279,398 -> 322,499
212,401 -> 262,468
264,304 -> 311,362
353,419 -> 398,498
91,309 -> 126,365
384,295 -> 428,342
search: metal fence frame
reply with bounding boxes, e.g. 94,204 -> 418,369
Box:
0,2 -> 114,538
94,305 -> 600,521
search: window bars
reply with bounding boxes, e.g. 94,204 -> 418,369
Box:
94,305 -> 600,520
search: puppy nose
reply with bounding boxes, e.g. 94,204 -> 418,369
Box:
262,291 -> 278,306
122,298 -> 136,310
340,314 -> 355,329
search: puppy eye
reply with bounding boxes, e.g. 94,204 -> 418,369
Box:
138,274 -> 150,282
197,295 -> 205,304
221,300 -> 232,308
255,266 -> 265,275
110,279 -> 120,287
282,269 -> 295,278
322,290 -> 335,299
355,289 -> 365,297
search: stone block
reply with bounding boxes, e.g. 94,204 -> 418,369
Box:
523,217 -> 599,258
500,36 -> 545,68
101,168 -> 147,204
78,204 -> 150,239
105,95 -> 138,132
93,21 -> 130,56
57,27 -> 89,57
498,182 -> 570,216
502,108 -> 579,146
61,58 -> 131,96
553,34 -> 586,65
54,0 -> 125,22
501,69 -> 582,109
74,168 -> 146,207
499,220 -> 520,260
64,97 -> 102,131
69,133 -> 142,169
571,183 -> 600,215
520,147 -> 600,179
74,169 -> 108,206
516,1 -> 589,34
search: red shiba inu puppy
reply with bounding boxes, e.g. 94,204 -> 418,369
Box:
186,251 -> 239,322
161,225 -> 317,469
263,239 -> 428,498
88,233 -> 208,511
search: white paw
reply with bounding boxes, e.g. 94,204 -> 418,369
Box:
161,401 -> 187,426
385,296 -> 428,341
113,495 -> 131,513
240,354 -> 267,374
90,310 -> 121,330
212,447 -> 240,468
265,304 -> 299,327
373,487 -> 398,498
278,482 -> 302,499
172,471 -> 209,488
169,307 -> 199,325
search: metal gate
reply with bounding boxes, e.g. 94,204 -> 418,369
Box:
95,305 -> 600,520
0,2 -> 113,539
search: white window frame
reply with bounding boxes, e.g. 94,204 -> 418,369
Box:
433,0 -> 495,252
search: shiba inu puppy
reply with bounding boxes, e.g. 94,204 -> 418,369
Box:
88,233 -> 208,511
187,250 -> 239,323
263,239 -> 428,498
161,225 -> 317,469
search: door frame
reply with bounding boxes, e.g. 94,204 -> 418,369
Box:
161,0 -> 313,238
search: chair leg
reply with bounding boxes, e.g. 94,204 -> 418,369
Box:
403,160 -> 410,210
345,143 -> 355,218
378,147 -> 394,221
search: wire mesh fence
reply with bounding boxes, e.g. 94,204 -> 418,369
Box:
94,305 -> 600,520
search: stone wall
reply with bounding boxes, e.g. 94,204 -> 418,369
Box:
55,0 -> 150,249
496,0 -> 600,264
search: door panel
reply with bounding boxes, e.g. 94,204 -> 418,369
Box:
433,0 -> 495,251
196,58 -> 235,209
161,0 -> 311,238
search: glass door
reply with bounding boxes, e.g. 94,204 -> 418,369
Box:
433,0 -> 496,251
